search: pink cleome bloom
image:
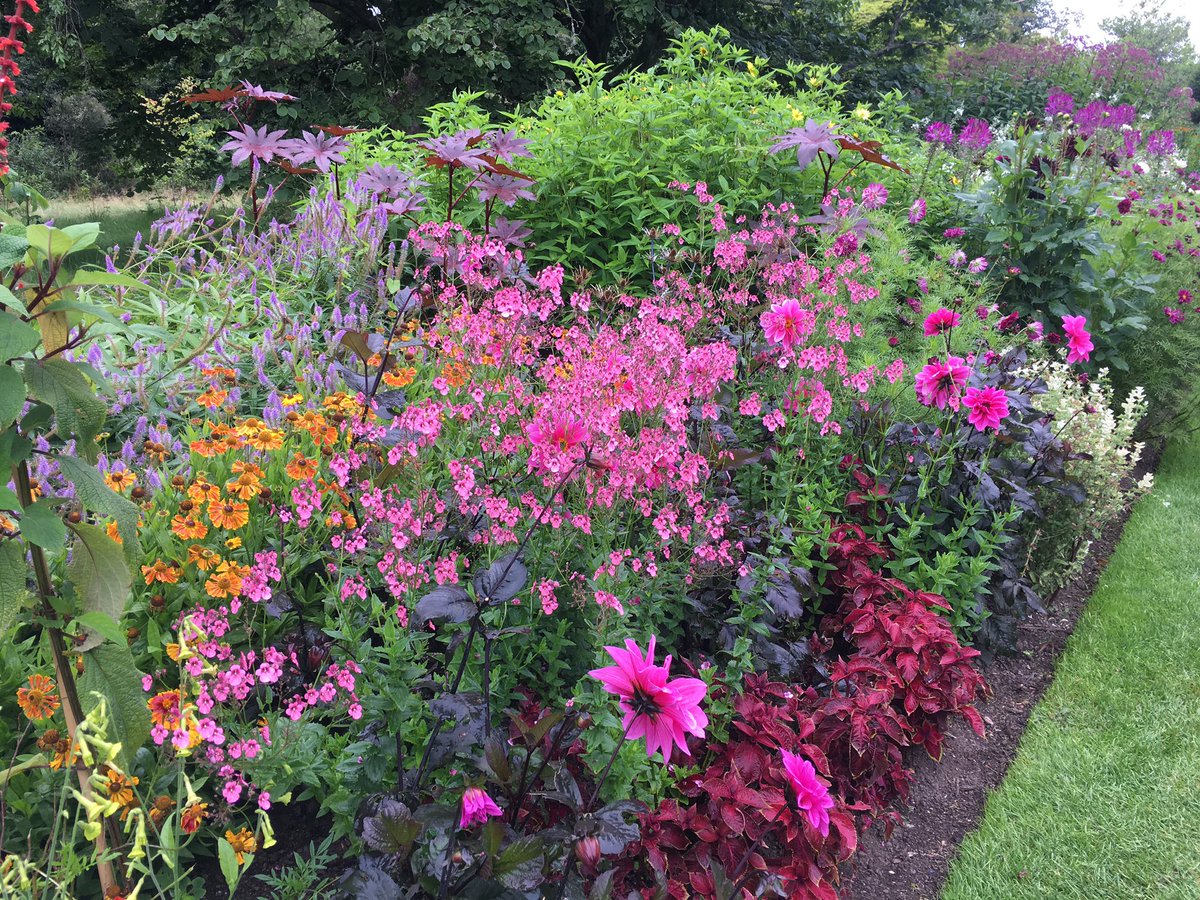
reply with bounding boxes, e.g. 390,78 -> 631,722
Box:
914,356 -> 970,410
459,786 -> 503,828
1060,315 -> 1094,364
528,415 -> 589,452
760,298 -> 814,348
588,636 -> 708,761
923,307 -> 961,337
963,386 -> 1010,432
780,750 -> 834,837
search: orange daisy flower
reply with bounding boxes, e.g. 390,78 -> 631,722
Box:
186,544 -> 221,571
106,521 -> 123,545
225,536 -> 242,550
225,828 -> 257,864
205,562 -> 244,599
141,559 -> 180,585
148,690 -> 183,729
171,515 -> 208,541
285,453 -> 319,481
246,427 -> 284,452
180,802 -> 208,834
189,439 -> 219,458
196,388 -> 229,409
382,367 -> 418,388
188,477 -> 221,504
225,470 -> 262,501
100,765 -> 140,820
104,470 -> 136,492
17,674 -> 60,721
208,499 -> 249,531
149,795 -> 176,828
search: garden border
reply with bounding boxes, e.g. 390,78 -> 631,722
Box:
840,437 -> 1167,900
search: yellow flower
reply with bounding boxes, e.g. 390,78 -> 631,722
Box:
225,536 -> 242,550
746,61 -> 758,77
225,828 -> 257,864
280,393 -> 303,407
853,103 -> 872,121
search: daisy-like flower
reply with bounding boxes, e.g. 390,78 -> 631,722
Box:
141,559 -> 180,585
225,470 -> 262,501
781,751 -> 834,837
963,385 -> 1010,431
908,197 -> 926,224
923,307 -> 961,337
459,786 -> 504,829
196,388 -> 228,409
187,545 -> 221,571
171,515 -> 208,541
474,173 -> 536,207
283,130 -> 347,173
104,469 -> 136,492
221,124 -> 289,168
188,477 -> 221,504
914,356 -> 970,410
1061,315 -> 1094,364
760,298 -> 815,348
16,674 -> 60,721
860,182 -> 888,210
148,691 -> 183,729
209,499 -> 250,531
205,561 -> 246,599
239,81 -> 297,103
225,828 -> 257,864
588,635 -> 708,761
285,453 -> 319,481
180,802 -> 207,834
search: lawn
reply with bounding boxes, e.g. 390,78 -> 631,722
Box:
942,432 -> 1200,900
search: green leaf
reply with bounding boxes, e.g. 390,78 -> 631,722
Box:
74,610 -> 126,647
0,284 -> 21,312
0,539 -> 31,637
24,224 -> 75,260
60,223 -> 101,254
22,358 -> 107,462
0,364 -> 25,427
0,486 -> 18,511
0,312 -> 39,361
218,837 -> 240,890
39,300 -> 120,326
78,643 -> 150,771
19,499 -> 66,552
69,270 -> 144,290
58,457 -> 141,562
159,818 -> 177,870
67,522 -> 132,652
0,753 -> 48,789
0,234 -> 30,269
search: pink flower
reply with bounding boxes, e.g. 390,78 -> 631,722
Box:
588,636 -> 708,761
760,298 -> 814,348
528,415 -> 589,451
780,750 -> 834,837
923,307 -> 960,337
914,356 -> 969,409
1061,315 -> 1093,364
963,386 -> 1009,431
908,198 -> 926,224
459,786 -> 503,828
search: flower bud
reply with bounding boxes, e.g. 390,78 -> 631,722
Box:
575,836 -> 601,871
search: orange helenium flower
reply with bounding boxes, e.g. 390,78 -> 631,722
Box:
205,562 -> 244,598
148,690 -> 183,729
17,674 -> 60,721
171,515 -> 208,540
187,544 -> 221,570
188,478 -> 221,503
104,470 -> 136,492
208,499 -> 249,530
285,453 -> 318,481
180,802 -> 207,834
141,560 -> 180,585
225,828 -> 257,863
196,388 -> 228,409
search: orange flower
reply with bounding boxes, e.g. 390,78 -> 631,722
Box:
106,521 -> 123,545
382,367 -> 417,388
171,515 -> 208,540
37,729 -> 75,770
165,643 -> 182,662
148,690 -> 183,729
141,560 -> 180,585
196,388 -> 229,409
280,393 -> 303,407
17,675 -> 60,721
149,795 -> 176,828
189,439 -> 219,458
285,453 -> 319,481
225,536 -> 242,550
232,460 -> 264,478
100,765 -> 140,820
441,361 -> 471,389
187,544 -> 221,571
245,427 -> 284,452
180,802 -> 208,834
208,499 -> 249,531
188,477 -> 221,504
225,470 -> 262,501
205,562 -> 244,599
104,470 -> 136,492
225,828 -> 257,864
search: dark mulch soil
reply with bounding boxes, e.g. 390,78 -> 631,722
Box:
840,439 -> 1166,900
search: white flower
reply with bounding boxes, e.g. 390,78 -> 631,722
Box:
367,4 -> 381,15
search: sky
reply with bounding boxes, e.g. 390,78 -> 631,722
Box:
1053,0 -> 1200,46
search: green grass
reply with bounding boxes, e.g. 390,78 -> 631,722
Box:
942,433 -> 1200,900
42,195 -> 168,261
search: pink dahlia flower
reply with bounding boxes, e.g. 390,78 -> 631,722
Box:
1061,315 -> 1094,364
459,786 -> 503,829
588,636 -> 708,761
781,750 -> 834,837
963,386 -> 1009,432
923,307 -> 961,337
760,298 -> 814,349
914,356 -> 969,409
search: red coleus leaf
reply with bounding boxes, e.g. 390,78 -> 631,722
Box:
278,159 -> 320,176
181,85 -> 247,104
314,124 -> 368,136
